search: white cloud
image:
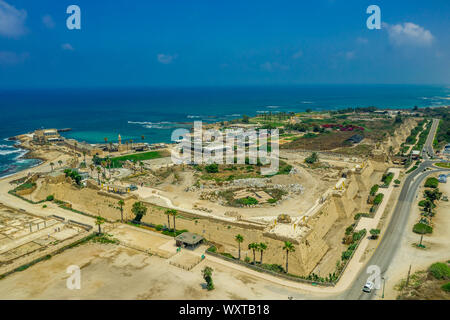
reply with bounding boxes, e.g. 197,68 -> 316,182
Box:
292,50 -> 303,59
0,51 -> 29,65
61,43 -> 74,51
383,22 -> 434,47
0,0 -> 27,37
42,14 -> 55,29
157,53 -> 177,64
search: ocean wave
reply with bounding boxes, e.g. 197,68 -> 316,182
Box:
266,105 -> 280,109
128,120 -> 173,125
225,114 -> 241,117
0,149 -> 22,156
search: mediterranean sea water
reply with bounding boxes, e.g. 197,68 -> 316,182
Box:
0,85 -> 449,177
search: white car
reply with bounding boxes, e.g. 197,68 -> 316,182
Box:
363,281 -> 375,293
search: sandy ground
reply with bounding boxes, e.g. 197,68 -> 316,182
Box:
383,176 -> 450,299
0,242 -> 325,300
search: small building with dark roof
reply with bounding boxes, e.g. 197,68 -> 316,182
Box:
346,134 -> 364,144
175,232 -> 204,248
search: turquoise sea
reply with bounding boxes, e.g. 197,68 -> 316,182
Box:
0,85 -> 449,177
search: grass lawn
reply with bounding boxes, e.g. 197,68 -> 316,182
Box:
110,151 -> 163,167
435,162 -> 450,169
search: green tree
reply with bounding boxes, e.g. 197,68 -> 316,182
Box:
118,200 -> 125,223
170,209 -> 178,233
305,152 -> 319,164
283,241 -> 295,274
202,266 -> 214,290
258,242 -> 267,264
96,166 -> 102,184
235,234 -> 244,260
50,162 -> 54,171
131,201 -> 147,222
58,160 -> 63,167
95,216 -> 106,234
165,209 -> 177,230
369,229 -> 380,239
248,243 -> 258,264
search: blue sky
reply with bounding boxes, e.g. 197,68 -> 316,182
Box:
0,0 -> 449,88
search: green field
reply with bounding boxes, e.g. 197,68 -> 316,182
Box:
110,151 -> 163,167
435,162 -> 450,169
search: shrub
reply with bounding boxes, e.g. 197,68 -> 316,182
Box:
237,197 -> 258,206
260,264 -> 285,273
373,193 -> 384,205
207,246 -> 217,253
424,177 -> 439,188
205,163 -> 219,173
406,166 -> 418,174
46,195 -> 54,201
267,198 -> 277,204
305,152 -> 319,164
382,172 -> 394,186
441,283 -> 450,292
428,263 -> 450,280
370,185 -> 379,196
220,252 -> 235,259
413,223 -> 433,234
341,249 -> 354,260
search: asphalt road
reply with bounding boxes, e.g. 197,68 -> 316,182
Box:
339,118 -> 449,300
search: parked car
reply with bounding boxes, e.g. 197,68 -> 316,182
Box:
363,281 -> 375,293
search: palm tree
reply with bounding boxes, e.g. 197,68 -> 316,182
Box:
89,163 -> 95,176
118,200 -> 125,223
165,209 -> 176,230
129,139 -> 133,151
126,141 -> 129,152
109,142 -> 113,153
131,201 -> 147,222
283,241 -> 295,274
96,166 -> 102,184
248,243 -> 257,264
58,160 -> 63,167
107,159 -> 112,178
235,234 -> 244,260
50,162 -> 54,171
259,242 -> 267,265
95,216 -> 106,234
82,151 -> 86,164
139,161 -> 144,172
141,135 -> 145,142
101,161 -> 107,177
170,209 -> 178,234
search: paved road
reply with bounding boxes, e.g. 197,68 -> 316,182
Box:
340,118 -> 448,299
423,119 -> 440,159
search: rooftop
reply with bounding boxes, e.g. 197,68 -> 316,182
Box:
175,232 -> 204,245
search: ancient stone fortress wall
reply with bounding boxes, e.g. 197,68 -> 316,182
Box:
30,158 -> 387,276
